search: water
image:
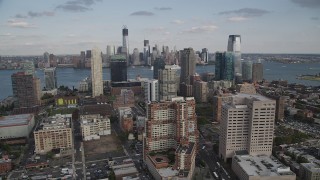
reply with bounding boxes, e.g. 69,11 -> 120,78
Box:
0,62 -> 319,100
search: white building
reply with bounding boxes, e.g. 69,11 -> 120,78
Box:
300,161 -> 320,180
80,114 -> 111,141
0,114 -> 35,139
144,79 -> 159,102
34,114 -> 73,154
232,153 -> 296,180
158,65 -> 178,101
91,47 -> 103,97
219,93 -> 276,162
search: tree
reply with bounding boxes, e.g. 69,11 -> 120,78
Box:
297,156 -> 309,163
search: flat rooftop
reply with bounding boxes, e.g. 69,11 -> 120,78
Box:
236,93 -> 271,101
233,154 -> 295,177
0,114 -> 33,127
158,167 -> 179,177
301,161 -> 320,173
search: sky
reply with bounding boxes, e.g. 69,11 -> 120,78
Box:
0,0 -> 319,55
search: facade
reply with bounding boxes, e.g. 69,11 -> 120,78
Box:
144,40 -> 150,65
232,154 -> 296,180
144,97 -> 198,180
80,114 -> 111,141
219,93 -> 276,161
118,107 -> 133,132
11,72 -> 41,108
209,80 -> 233,90
144,79 -> 159,102
227,35 -> 242,82
0,114 -> 35,139
110,81 -> 142,96
91,47 -> 103,97
23,61 -> 35,75
153,57 -> 166,79
132,48 -> 140,65
242,61 -> 253,81
201,48 -> 209,63
34,114 -> 73,154
122,27 -> 129,56
215,52 -> 234,81
213,94 -> 233,122
44,67 -> 57,90
55,95 -> 78,107
236,83 -> 257,94
112,160 -> 139,180
158,65 -> 178,101
252,62 -> 264,82
300,161 -> 320,180
0,156 -> 12,174
113,89 -> 135,109
194,81 -> 208,103
110,55 -> 127,82
180,48 -> 196,85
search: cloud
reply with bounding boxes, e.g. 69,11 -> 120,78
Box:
7,19 -> 36,28
0,33 -> 13,36
291,0 -> 320,8
130,11 -> 154,16
228,16 -> 249,22
219,8 -> 270,17
145,27 -> 166,31
182,25 -> 218,33
56,0 -> 102,12
171,19 -> 185,25
311,17 -> 319,20
155,7 -> 172,11
28,11 -> 55,17
14,14 -> 28,18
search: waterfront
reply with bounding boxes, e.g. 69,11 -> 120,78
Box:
1,61 -> 319,100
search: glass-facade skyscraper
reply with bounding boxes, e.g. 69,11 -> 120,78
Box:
110,55 -> 127,82
227,35 -> 242,83
153,57 -> 166,79
242,61 -> 253,81
215,52 -> 234,81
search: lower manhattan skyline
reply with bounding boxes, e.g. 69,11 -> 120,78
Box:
0,0 -> 320,55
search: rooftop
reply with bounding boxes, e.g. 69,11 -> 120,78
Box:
0,114 -> 33,127
37,114 -> 71,130
158,167 -> 179,177
301,161 -> 320,173
113,162 -> 138,176
233,154 -> 295,177
176,142 -> 195,155
236,93 -> 271,101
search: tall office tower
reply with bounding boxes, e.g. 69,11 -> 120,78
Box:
11,72 -> 41,108
122,26 -> 129,56
180,48 -> 196,85
158,65 -> 177,101
144,79 -> 159,102
110,55 -> 127,82
252,62 -> 264,82
153,57 -> 166,79
227,35 -> 242,83
143,40 -> 150,65
242,61 -> 253,81
144,97 -> 198,179
43,52 -> 50,68
44,67 -> 57,90
91,47 -> 103,97
194,81 -> 208,103
215,52 -> 234,81
201,48 -> 209,63
132,48 -> 140,66
106,45 -> 115,57
49,54 -> 57,67
219,93 -> 276,162
23,61 -> 35,76
80,51 -> 86,68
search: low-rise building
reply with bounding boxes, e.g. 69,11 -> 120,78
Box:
300,161 -> 320,180
112,159 -> 139,180
34,114 -> 73,154
0,155 -> 12,174
80,114 -> 111,141
118,107 -> 133,132
0,114 -> 35,140
55,95 -> 78,108
232,153 -> 296,180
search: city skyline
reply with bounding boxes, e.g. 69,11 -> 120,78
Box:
0,0 -> 320,55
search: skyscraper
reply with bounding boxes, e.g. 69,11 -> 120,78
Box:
11,72 -> 41,108
91,47 -> 103,97
252,62 -> 264,82
227,35 -> 242,83
132,48 -> 140,66
23,61 -> 35,76
219,93 -> 276,162
110,55 -> 127,82
44,67 -> 57,90
201,48 -> 209,63
122,26 -> 129,56
242,61 -> 253,81
144,79 -> 159,102
180,48 -> 196,85
106,45 -> 115,57
143,40 -> 150,65
153,57 -> 165,79
158,65 -> 177,101
215,52 -> 234,81
43,52 -> 50,68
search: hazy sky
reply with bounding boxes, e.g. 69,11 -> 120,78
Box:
0,0 -> 319,55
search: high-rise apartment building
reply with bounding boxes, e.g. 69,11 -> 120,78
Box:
158,65 -> 177,101
144,79 -> 159,102
242,61 -> 253,81
215,52 -> 234,81
180,48 -> 196,85
44,67 -> 57,90
194,81 -> 208,103
23,61 -> 35,75
252,62 -> 264,82
219,93 -> 276,162
11,72 -> 41,108
91,47 -> 103,97
227,35 -> 242,83
144,97 -> 198,179
110,55 -> 127,82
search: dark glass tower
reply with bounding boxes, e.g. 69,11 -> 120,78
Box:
215,52 -> 234,81
110,55 -> 127,82
180,48 -> 196,85
153,57 -> 166,79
